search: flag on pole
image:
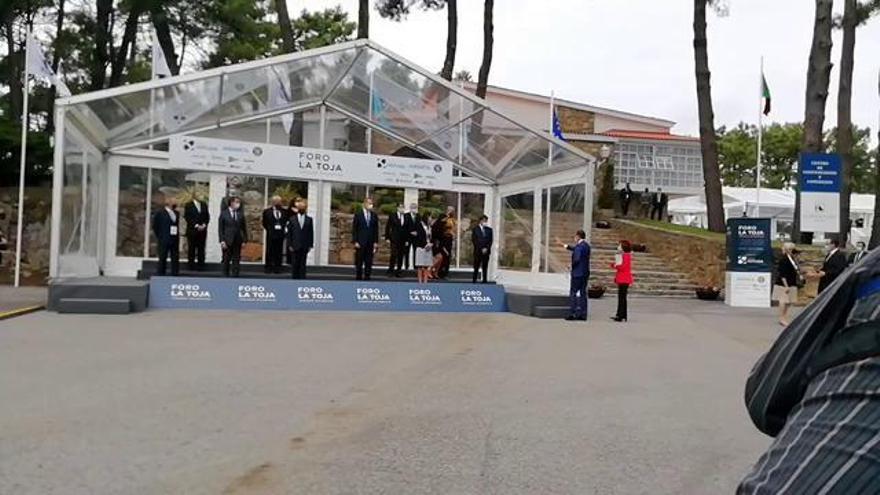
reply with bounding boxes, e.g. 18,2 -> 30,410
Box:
151,32 -> 172,79
371,89 -> 390,129
761,73 -> 772,116
552,109 -> 566,141
26,33 -> 55,81
267,67 -> 294,134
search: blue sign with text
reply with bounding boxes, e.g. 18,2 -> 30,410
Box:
149,277 -> 508,313
800,153 -> 842,193
726,218 -> 773,272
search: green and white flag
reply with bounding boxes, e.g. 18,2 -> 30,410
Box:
761,73 -> 771,116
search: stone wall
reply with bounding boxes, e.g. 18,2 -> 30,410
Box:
557,106 -> 595,135
0,187 -> 52,285
612,219 -> 726,287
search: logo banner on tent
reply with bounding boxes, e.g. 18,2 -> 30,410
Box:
169,136 -> 453,189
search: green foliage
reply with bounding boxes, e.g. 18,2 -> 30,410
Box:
597,160 -> 615,209
293,7 -> 356,51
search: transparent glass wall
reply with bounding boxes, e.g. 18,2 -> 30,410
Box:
149,170 -> 209,258
329,183 -> 368,265
57,129 -> 102,278
225,175 -> 265,262
116,166 -> 148,256
540,184 -> 586,273
499,191 -> 535,272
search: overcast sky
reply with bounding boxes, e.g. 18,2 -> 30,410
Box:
298,0 -> 880,139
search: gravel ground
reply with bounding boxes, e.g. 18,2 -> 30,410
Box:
0,298 -> 779,494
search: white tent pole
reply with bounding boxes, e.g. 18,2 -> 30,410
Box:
756,56 -> 763,218
367,71 -> 373,154
14,26 -> 33,287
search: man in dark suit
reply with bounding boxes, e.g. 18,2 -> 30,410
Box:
262,195 -> 288,274
651,188 -> 667,221
183,194 -> 209,271
218,196 -> 248,277
352,197 -> 379,281
471,215 -> 493,284
152,196 -> 181,276
385,203 -> 410,277
405,202 -> 420,271
561,229 -> 591,321
818,239 -> 848,293
286,197 -> 314,279
619,183 -> 634,217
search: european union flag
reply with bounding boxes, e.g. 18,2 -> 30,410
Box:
552,110 -> 565,141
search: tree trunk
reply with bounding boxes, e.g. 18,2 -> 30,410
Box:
151,5 -> 180,75
358,0 -> 369,39
90,0 -> 113,90
275,0 -> 295,53
109,5 -> 143,87
47,0 -> 67,131
440,0 -> 457,81
4,19 -> 22,124
871,138 -> 880,249
794,0 -> 834,241
693,0 -> 725,233
475,0 -> 493,100
836,0 -> 857,245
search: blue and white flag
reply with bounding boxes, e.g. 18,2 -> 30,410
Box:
552,109 -> 565,141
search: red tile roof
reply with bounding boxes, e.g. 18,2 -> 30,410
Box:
601,129 -> 700,142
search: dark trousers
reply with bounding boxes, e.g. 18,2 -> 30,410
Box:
473,249 -> 490,283
616,283 -> 629,319
186,232 -> 206,269
651,204 -> 663,221
355,244 -> 375,280
438,241 -> 453,278
265,236 -> 284,273
388,240 -> 406,275
291,249 -> 308,279
622,200 -> 631,217
569,276 -> 588,319
222,241 -> 242,277
157,238 -> 179,276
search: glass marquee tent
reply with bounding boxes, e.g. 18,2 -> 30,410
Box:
51,39 -> 598,290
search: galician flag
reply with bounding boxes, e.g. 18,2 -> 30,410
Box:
761,73 -> 771,116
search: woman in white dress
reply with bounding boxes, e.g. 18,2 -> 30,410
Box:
414,214 -> 434,283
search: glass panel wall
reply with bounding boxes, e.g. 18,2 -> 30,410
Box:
329,183 -> 368,265
149,170 -> 209,257
541,184 -> 586,273
499,191 -> 534,272
225,175 -> 266,262
116,166 -> 148,256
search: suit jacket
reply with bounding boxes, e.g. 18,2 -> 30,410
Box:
262,206 -> 289,240
287,213 -> 314,252
406,212 -> 420,241
352,210 -> 379,247
152,208 -> 180,245
567,240 -> 591,278
775,255 -> 799,287
413,222 -> 430,249
385,212 -> 411,243
472,225 -> 493,253
183,200 -> 210,236
218,208 -> 248,246
820,249 -> 847,288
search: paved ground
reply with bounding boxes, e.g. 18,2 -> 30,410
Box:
0,299 -> 781,494
0,286 -> 46,314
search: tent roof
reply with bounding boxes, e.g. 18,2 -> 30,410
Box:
669,187 -> 876,214
57,39 -> 594,184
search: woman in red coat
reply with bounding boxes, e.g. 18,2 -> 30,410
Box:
611,240 -> 634,322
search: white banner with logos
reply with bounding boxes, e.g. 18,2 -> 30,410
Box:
725,271 -> 771,308
169,136 -> 453,189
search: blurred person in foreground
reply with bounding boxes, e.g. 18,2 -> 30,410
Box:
738,250 -> 880,494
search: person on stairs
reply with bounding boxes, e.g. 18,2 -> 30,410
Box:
611,240 -> 634,322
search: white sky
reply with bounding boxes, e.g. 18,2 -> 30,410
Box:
296,0 -> 880,139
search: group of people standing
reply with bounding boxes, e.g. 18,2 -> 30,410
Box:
774,239 -> 872,326
152,194 -> 313,279
618,183 -> 669,221
350,198 -> 493,284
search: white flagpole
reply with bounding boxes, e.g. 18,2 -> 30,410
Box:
756,56 -> 764,218
14,27 -> 33,287
548,90 -> 554,168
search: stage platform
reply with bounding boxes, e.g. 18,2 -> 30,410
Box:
506,289 -> 571,319
48,277 -> 150,314
138,260 -> 489,284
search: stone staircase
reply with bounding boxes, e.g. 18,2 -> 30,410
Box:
545,222 -> 700,298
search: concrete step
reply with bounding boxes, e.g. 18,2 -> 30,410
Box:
533,306 -> 571,319
56,298 -> 131,314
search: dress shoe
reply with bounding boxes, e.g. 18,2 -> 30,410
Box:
611,316 -> 627,322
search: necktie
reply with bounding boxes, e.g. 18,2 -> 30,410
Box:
365,212 -> 370,224
194,201 -> 200,213
232,210 -> 236,222
299,214 -> 304,228
275,209 -> 279,220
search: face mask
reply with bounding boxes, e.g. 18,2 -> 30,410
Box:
171,203 -> 177,209
365,204 -> 373,211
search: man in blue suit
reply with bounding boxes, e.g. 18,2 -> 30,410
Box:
561,229 -> 591,321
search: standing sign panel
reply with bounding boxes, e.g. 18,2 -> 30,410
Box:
799,153 -> 841,233
725,218 -> 773,308
169,135 -> 453,189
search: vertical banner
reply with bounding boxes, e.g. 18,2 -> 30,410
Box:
799,153 -> 841,233
725,218 -> 772,308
